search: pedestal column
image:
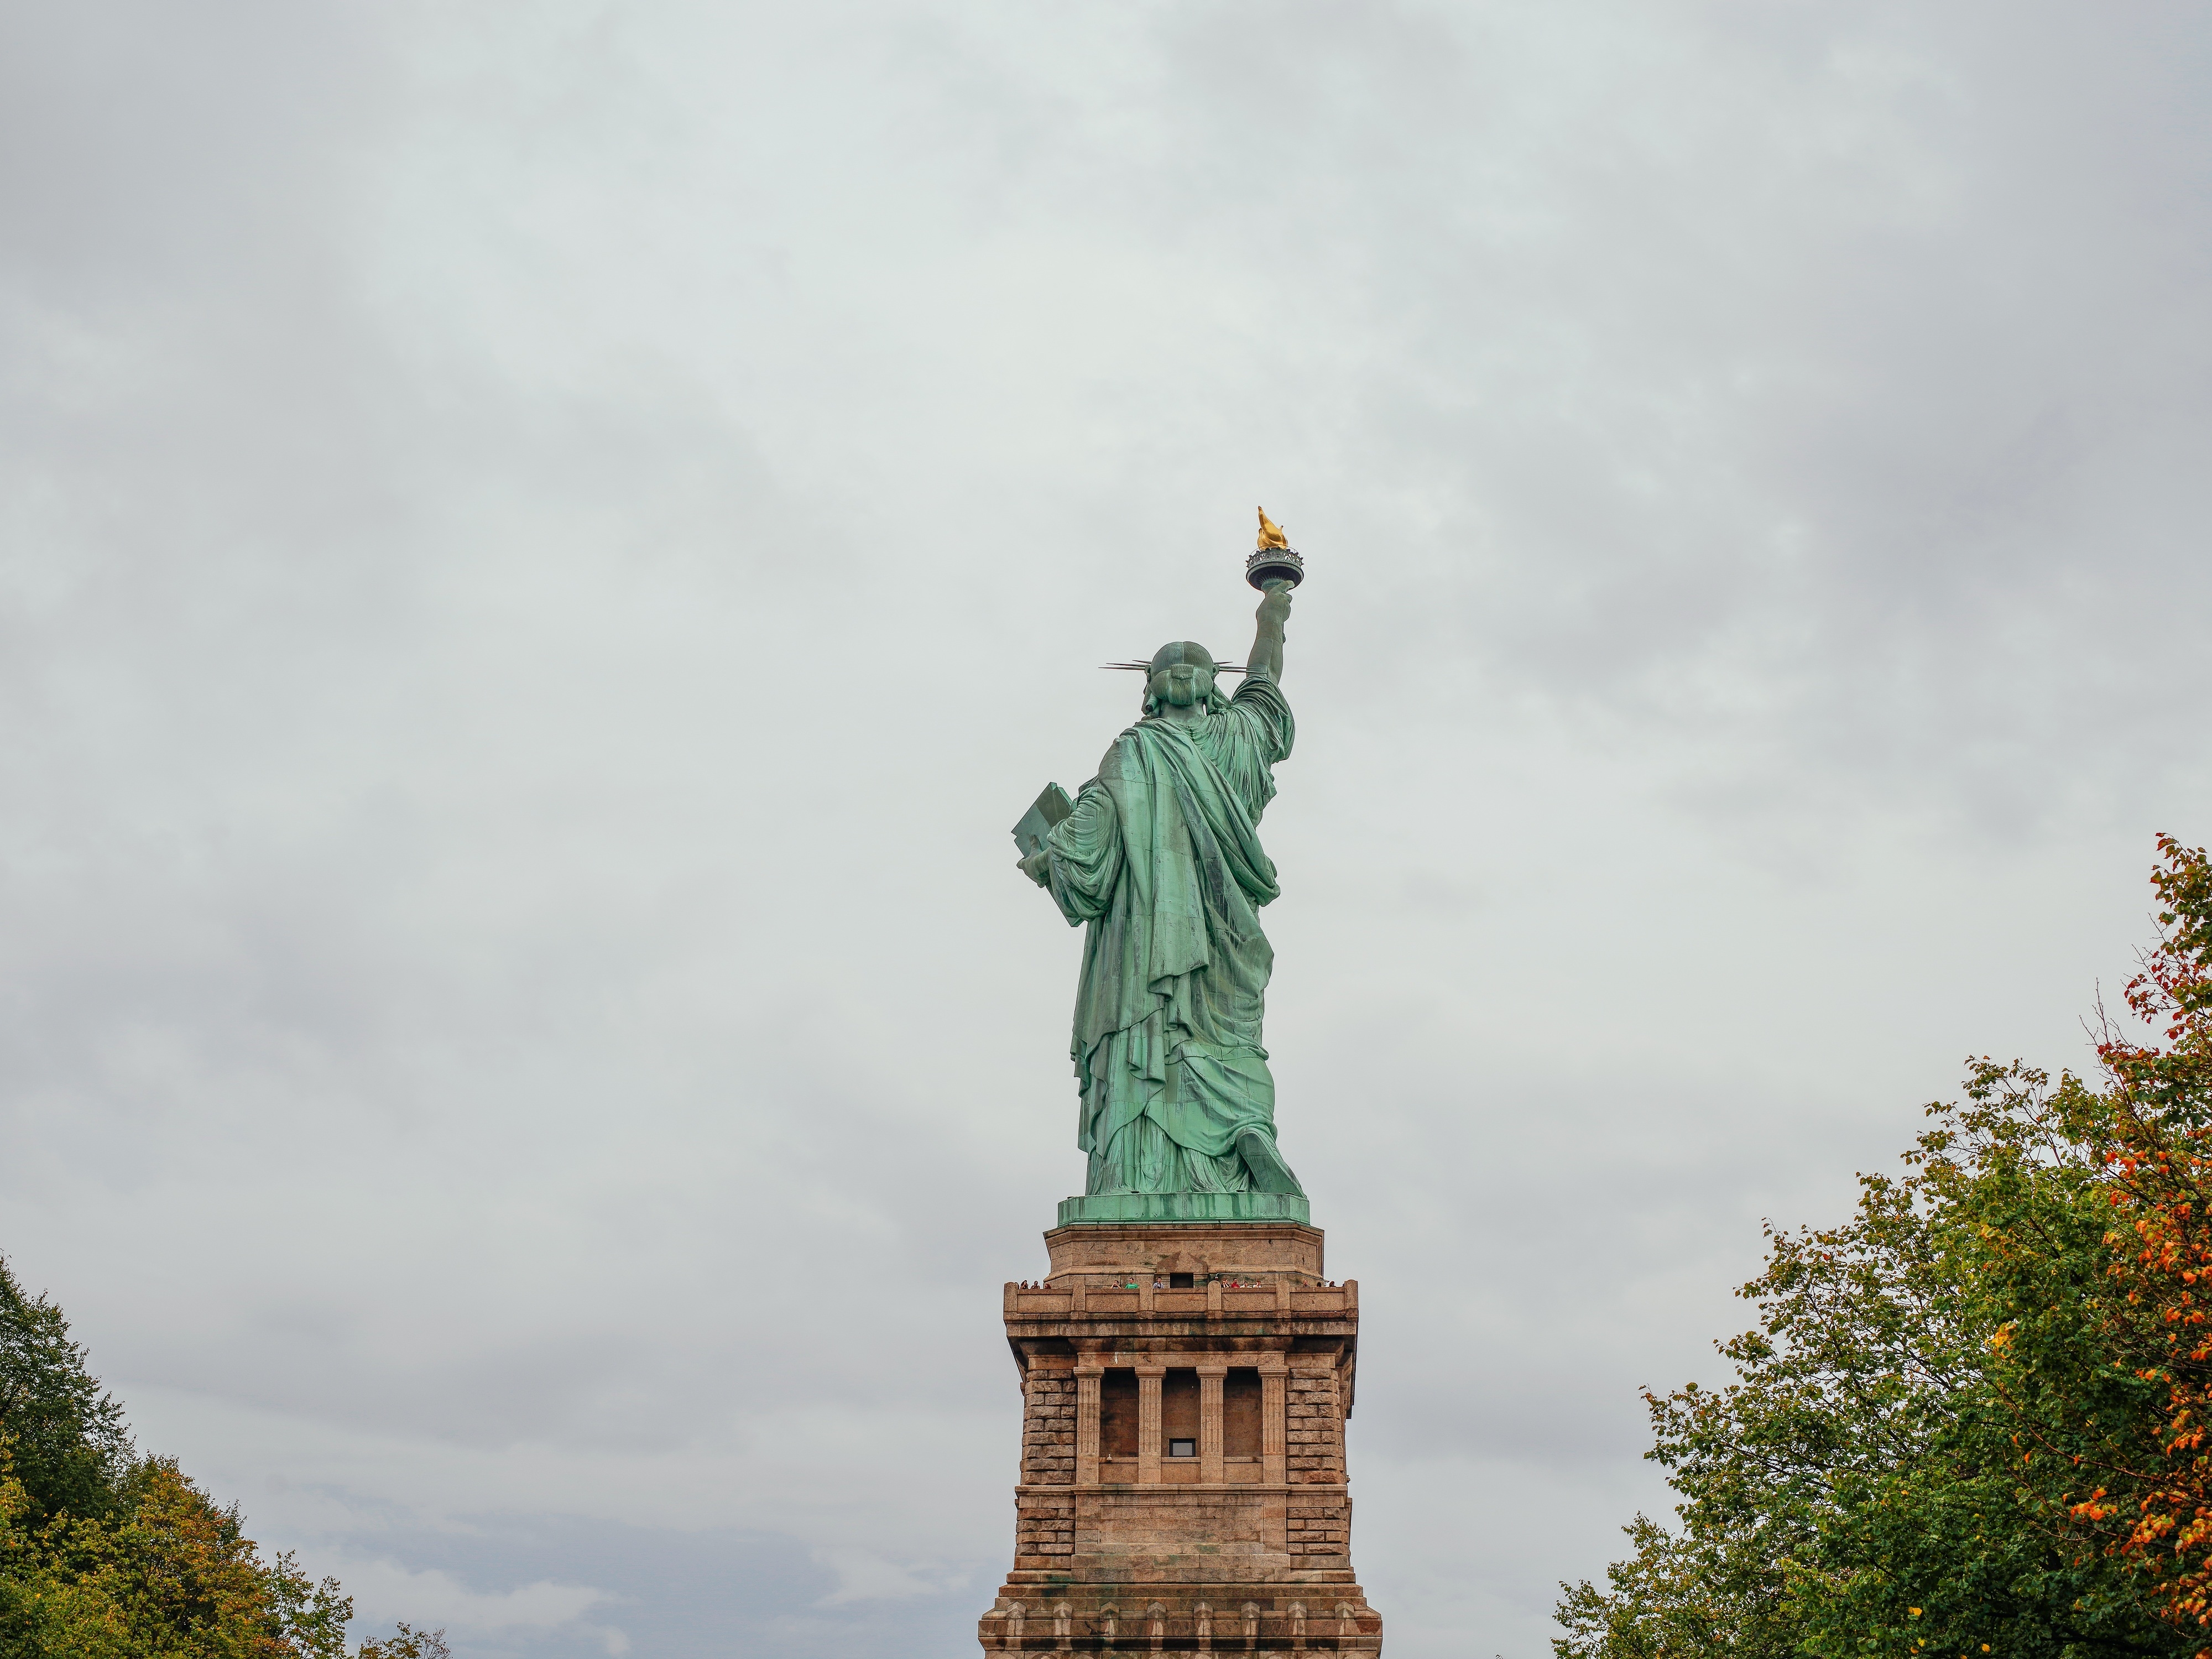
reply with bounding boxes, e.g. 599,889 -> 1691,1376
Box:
1073,1366 -> 1103,1486
1136,1366 -> 1165,1484
1259,1359 -> 1288,1485
1197,1366 -> 1227,1485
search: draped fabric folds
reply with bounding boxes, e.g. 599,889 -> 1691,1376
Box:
1041,676 -> 1298,1196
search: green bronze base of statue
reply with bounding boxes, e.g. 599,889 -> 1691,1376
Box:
1020,568 -> 1305,1227
1056,1190 -> 1311,1227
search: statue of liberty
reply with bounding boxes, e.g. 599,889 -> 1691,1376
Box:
1016,512 -> 1306,1214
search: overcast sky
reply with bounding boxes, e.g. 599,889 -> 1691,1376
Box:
4,3 -> 2210,1655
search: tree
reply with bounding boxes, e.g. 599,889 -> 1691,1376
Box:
3,1449 -> 353,1657
0,1257 -> 435,1658
357,1626 -> 451,1659
0,1258 -> 133,1528
2013,836 -> 2212,1635
1558,837 -> 2212,1659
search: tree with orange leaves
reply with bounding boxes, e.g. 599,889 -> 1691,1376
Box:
2000,835 -> 2212,1638
1558,838 -> 2212,1659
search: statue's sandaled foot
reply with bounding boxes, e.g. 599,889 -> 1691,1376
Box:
1236,1127 -> 1306,1196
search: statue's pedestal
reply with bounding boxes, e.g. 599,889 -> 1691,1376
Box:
977,1221 -> 1383,1653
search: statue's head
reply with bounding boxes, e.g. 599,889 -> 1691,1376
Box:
1143,641 -> 1218,716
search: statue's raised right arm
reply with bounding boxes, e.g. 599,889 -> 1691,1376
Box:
1247,580 -> 1291,685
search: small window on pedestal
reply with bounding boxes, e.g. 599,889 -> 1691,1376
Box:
1162,1368 -> 1199,1456
1168,1438 -> 1196,1458
1168,1272 -> 1194,1289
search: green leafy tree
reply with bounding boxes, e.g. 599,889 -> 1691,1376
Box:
3,1448 -> 353,1657
0,1258 -> 133,1527
1559,837 -> 2212,1659
0,1257 -> 439,1658
356,1626 -> 450,1659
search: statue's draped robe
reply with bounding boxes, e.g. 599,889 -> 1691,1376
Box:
1042,677 -> 1296,1194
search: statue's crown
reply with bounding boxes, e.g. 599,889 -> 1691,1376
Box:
1100,660 -> 1246,674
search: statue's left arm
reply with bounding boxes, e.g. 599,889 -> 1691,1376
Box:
1020,774 -> 1122,925
1246,581 -> 1291,684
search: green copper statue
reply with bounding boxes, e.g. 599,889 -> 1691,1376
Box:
1018,545 -> 1305,1215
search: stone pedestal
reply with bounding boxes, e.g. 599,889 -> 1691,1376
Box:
977,1221 -> 1383,1653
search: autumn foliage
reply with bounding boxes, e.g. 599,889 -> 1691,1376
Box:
0,1256 -> 444,1658
2053,834 -> 2212,1630
1558,837 -> 2212,1659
